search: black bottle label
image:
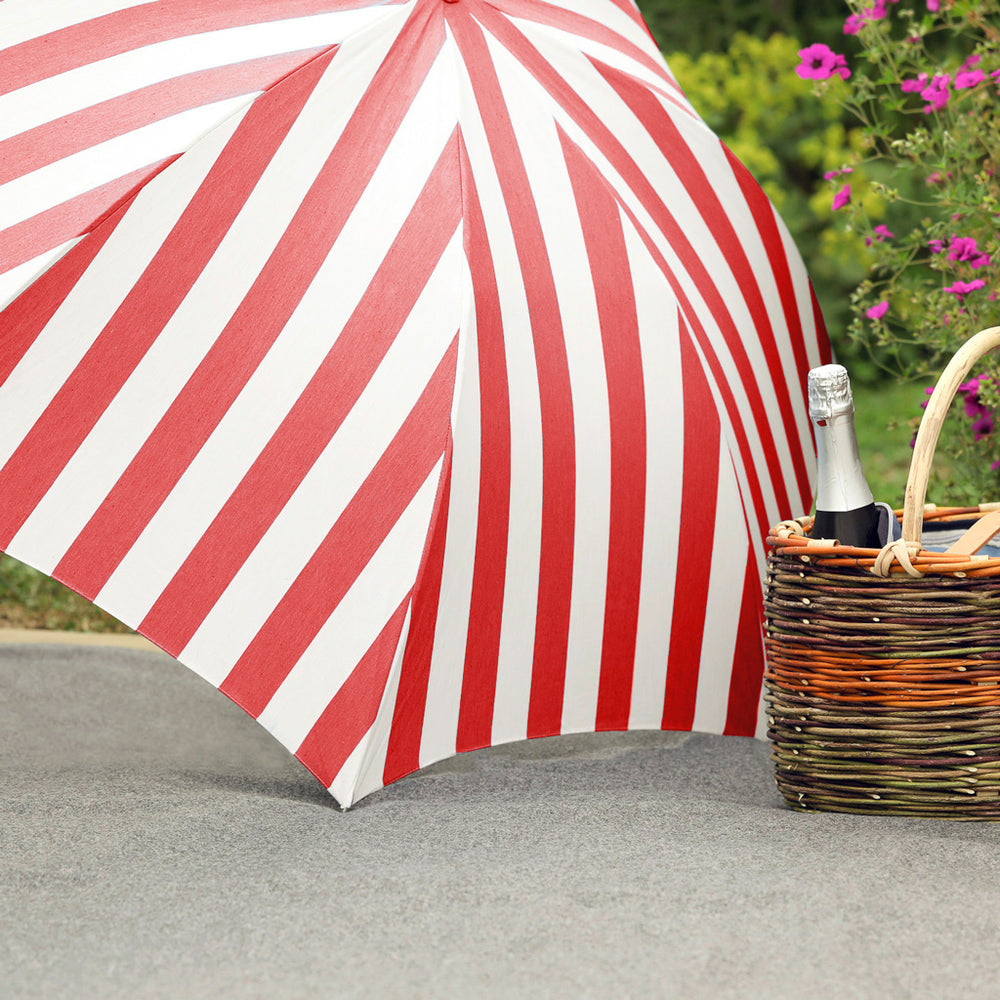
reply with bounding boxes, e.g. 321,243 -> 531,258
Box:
812,503 -> 881,548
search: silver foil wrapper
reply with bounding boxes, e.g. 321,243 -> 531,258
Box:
807,364 -> 854,421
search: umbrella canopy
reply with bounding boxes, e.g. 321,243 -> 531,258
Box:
0,0 -> 830,806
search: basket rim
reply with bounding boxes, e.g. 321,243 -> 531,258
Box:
768,506 -> 1000,578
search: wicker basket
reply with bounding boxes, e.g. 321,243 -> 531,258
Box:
764,326 -> 1000,819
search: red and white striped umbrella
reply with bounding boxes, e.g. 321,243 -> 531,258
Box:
0,0 -> 830,806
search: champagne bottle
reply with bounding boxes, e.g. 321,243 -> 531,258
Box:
807,363 -> 882,547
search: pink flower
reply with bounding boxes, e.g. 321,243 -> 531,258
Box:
845,1 -> 892,31
823,167 -> 853,180
867,301 -> 889,320
928,239 -> 945,254
962,54 -> 982,69
831,184 -> 851,210
956,69 -> 986,89
944,278 -> 987,301
796,44 -> 849,81
972,413 -> 994,440
948,236 -> 991,269
901,73 -> 929,93
920,74 -> 951,112
960,376 -> 986,415
865,225 -> 894,247
926,0 -> 940,10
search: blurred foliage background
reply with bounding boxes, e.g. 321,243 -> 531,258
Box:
636,0 -> 846,55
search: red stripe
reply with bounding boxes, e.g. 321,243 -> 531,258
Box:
381,447 -> 455,786
588,57 -> 799,520
88,7 -> 439,593
127,132 -> 462,651
470,10 -> 793,528
610,198 -> 771,541
0,204 -> 129,387
0,0 -> 393,97
0,50 -> 328,186
448,7 -> 576,741
661,319 -> 720,731
218,338 -> 459,719
604,0 -> 657,35
723,545 -> 765,736
593,62 -> 810,510
0,157 -> 177,275
559,129 -> 646,733
295,596 -> 412,789
490,0 -> 675,90
721,147 -> 812,402
721,144 -> 825,511
0,49 -> 336,551
811,282 -> 833,366
454,143 -> 512,753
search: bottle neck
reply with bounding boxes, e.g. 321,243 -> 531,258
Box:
813,410 -> 874,513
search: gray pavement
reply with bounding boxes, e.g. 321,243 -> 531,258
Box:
3,640 -> 1000,999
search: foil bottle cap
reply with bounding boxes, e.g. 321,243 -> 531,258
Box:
808,364 -> 854,421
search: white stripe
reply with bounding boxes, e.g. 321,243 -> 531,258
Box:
690,451 -> 752,734
0,97 -> 253,232
14,26 -> 454,577
102,227 -> 463,638
335,602 -> 413,809
679,324 -> 771,572
328,732 -> 369,801
628,252 -> 684,730
0,237 -> 80,309
506,0 -> 664,68
488,60 -> 611,736
520,48 -> 786,525
781,217 -> 824,494
622,107 -> 798,509
257,461 -> 443,746
0,10 -> 388,142
667,112 -> 803,505
0,102 -> 251,478
455,33 -> 542,746
416,264 -> 479,771
506,9 -> 690,114
783,220 -> 826,372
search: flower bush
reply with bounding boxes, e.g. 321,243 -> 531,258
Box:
798,0 -> 1000,500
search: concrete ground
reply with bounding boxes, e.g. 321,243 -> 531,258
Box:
3,637 -> 1000,999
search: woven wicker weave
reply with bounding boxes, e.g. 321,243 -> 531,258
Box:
764,327 -> 1000,819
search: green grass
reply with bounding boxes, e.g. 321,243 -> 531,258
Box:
0,553 -> 130,632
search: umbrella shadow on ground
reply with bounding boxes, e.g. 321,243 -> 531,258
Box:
171,768 -> 337,806
1,642 -> 782,813
377,729 -> 784,814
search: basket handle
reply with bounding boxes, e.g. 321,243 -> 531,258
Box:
902,326 -> 1000,546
